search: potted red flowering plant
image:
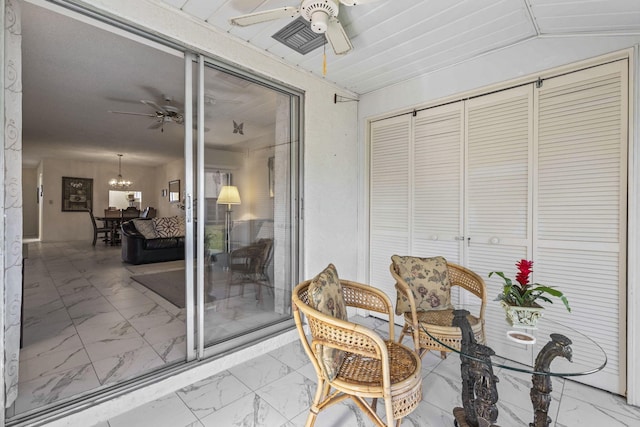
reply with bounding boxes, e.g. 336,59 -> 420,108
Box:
490,260 -> 570,327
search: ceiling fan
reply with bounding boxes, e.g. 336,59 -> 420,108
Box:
229,0 -> 382,55
109,96 -> 184,132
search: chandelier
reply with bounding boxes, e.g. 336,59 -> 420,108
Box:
109,154 -> 132,189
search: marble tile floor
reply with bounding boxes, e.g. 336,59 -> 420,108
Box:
9,241 -> 285,418
11,241 -> 640,426
100,316 -> 640,427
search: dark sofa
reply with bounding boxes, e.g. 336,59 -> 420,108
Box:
121,218 -> 185,265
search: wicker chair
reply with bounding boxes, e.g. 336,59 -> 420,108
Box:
226,238 -> 273,304
293,279 -> 422,427
390,259 -> 487,359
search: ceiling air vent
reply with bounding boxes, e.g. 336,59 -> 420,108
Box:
272,16 -> 325,55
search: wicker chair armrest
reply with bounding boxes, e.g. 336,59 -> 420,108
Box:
230,245 -> 261,259
340,279 -> 396,341
307,309 -> 388,361
340,279 -> 393,315
447,262 -> 487,321
394,279 -> 412,306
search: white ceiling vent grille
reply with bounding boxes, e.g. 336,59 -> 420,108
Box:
272,17 -> 325,55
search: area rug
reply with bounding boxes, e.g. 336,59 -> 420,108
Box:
130,268 -> 229,308
125,260 -> 185,275
131,269 -> 188,308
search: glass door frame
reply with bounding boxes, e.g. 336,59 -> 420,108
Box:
185,53 -> 303,360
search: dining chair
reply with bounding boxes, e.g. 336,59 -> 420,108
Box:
390,255 -> 487,359
121,206 -> 140,220
140,206 -> 157,218
86,209 -> 111,246
292,264 -> 422,427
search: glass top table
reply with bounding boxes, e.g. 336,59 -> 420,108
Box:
421,303 -> 607,427
426,303 -> 607,376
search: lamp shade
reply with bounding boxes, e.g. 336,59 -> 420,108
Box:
217,185 -> 241,205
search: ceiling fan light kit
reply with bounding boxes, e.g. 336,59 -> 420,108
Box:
301,0 -> 339,34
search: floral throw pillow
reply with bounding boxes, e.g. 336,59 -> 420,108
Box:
152,216 -> 183,238
132,219 -> 157,239
307,263 -> 348,381
392,255 -> 453,315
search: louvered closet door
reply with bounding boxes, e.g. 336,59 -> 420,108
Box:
369,115 -> 412,302
465,86 -> 534,363
535,60 -> 627,394
412,103 -> 464,263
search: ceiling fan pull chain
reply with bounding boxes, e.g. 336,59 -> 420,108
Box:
323,39 -> 327,76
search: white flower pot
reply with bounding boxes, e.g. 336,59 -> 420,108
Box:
500,300 -> 544,328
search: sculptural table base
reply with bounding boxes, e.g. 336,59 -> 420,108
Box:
453,407 -> 495,427
452,310 -> 500,427
529,333 -> 573,427
453,407 -> 471,427
450,310 -> 573,427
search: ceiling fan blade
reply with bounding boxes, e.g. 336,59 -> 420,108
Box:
326,18 -> 353,55
230,6 -> 299,27
109,110 -> 157,117
340,0 -> 384,5
148,121 -> 163,129
141,99 -> 167,113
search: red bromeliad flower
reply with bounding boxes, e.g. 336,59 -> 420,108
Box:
489,259 -> 571,312
515,259 -> 533,287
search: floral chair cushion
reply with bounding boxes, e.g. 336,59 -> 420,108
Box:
307,263 -> 348,381
392,255 -> 453,315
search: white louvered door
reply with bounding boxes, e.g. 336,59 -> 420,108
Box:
368,60 -> 627,394
465,86 -> 534,285
369,115 -> 412,302
534,61 -> 627,394
465,86 -> 534,364
412,103 -> 464,263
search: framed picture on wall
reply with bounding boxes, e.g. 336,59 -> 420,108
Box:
169,179 -> 180,203
61,177 -> 93,212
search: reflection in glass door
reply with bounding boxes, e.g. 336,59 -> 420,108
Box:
192,59 -> 299,353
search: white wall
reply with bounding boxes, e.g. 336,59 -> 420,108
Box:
156,157 -> 185,218
40,158 -> 160,241
357,36 -> 640,405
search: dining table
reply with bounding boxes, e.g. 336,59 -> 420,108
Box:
422,303 -> 607,427
95,215 -> 124,245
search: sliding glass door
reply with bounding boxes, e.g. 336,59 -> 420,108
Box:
12,1 -> 300,421
188,57 -> 300,357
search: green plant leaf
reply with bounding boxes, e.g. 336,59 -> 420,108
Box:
489,271 -> 512,287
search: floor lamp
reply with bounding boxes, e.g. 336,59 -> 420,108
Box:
217,185 -> 241,255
